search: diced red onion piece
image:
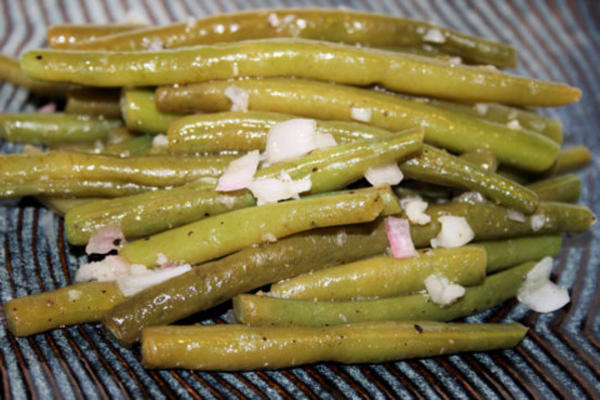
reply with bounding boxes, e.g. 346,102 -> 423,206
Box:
85,225 -> 125,255
37,103 -> 56,113
216,150 -> 260,191
384,216 -> 416,258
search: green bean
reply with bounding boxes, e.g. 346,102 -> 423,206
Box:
479,235 -> 562,273
22,39 -> 580,106
5,282 -> 124,337
47,24 -> 148,49
401,145 -> 539,213
0,151 -> 233,198
425,99 -> 563,143
65,88 -> 122,117
37,196 -> 97,215
141,321 -> 527,370
0,54 -> 70,98
527,174 -> 581,203
394,182 -> 452,203
233,261 -> 538,327
65,8 -> 516,67
167,111 -> 393,154
0,113 -> 121,145
101,134 -> 155,157
104,218 -> 391,345
5,180 -> 155,198
65,129 -> 422,244
269,246 -> 486,301
459,150 -> 498,172
156,78 -> 561,171
121,87 -> 184,134
119,191 -> 384,267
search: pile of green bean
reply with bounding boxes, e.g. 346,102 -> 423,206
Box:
0,8 -> 595,371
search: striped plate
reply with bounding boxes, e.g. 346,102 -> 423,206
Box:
1,0 -> 599,398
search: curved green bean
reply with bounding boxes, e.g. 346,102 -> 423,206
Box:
234,261 -> 538,327
66,8 -> 516,67
0,54 -> 70,98
156,78 -> 561,171
269,246 -> 486,301
121,87 -> 185,135
47,23 -> 148,49
22,39 -> 580,106
0,113 -> 121,145
5,282 -> 124,337
119,191 -> 384,267
142,321 -> 527,370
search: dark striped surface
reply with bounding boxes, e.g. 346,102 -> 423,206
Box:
0,0 -> 598,398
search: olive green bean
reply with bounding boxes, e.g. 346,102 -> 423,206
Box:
479,235 -> 562,273
425,98 -> 563,143
0,151 -> 233,198
121,87 -> 184,134
65,88 -> 122,117
0,113 -> 121,145
269,246 -> 486,301
65,129 -> 422,244
527,174 -> 581,203
65,8 -> 516,67
459,150 -> 498,172
156,78 -> 561,171
401,145 -> 539,213
47,23 -> 148,49
119,191 -> 384,267
141,321 -> 527,370
5,180 -> 155,198
0,54 -> 70,98
5,282 -> 124,337
104,218 -> 391,345
22,39 -> 579,106
37,196 -> 97,215
233,261 -> 538,327
101,134 -> 155,157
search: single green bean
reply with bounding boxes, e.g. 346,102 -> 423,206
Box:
101,134 -> 155,157
156,78 -> 561,171
65,129 -> 422,243
104,218 -> 390,345
425,98 -> 563,143
269,246 -> 486,301
401,145 -> 539,213
459,149 -> 498,172
233,261 -> 538,327
4,180 -> 156,198
121,87 -> 184,135
0,54 -> 70,98
478,235 -> 562,273
66,8 -> 517,67
21,39 -> 580,106
119,191 -> 384,267
142,321 -> 527,370
0,113 -> 121,145
65,88 -> 122,117
47,23 -> 148,49
0,151 -> 233,198
37,196 -> 97,215
527,174 -> 581,203
5,282 -> 124,337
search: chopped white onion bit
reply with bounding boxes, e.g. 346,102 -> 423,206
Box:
152,134 -> 169,149
530,214 -> 546,231
474,103 -> 489,115
85,225 -> 125,255
507,209 -> 527,223
350,107 -> 372,122
430,216 -> 474,248
37,103 -> 56,113
517,257 -> 570,313
313,133 -> 338,149
75,255 -> 130,283
248,172 -> 311,205
265,118 -> 318,164
405,199 -> 431,225
384,216 -> 417,259
423,28 -> 446,43
216,150 -> 261,191
454,191 -> 486,204
507,119 -> 522,130
224,84 -> 250,112
424,273 -> 465,306
365,163 -> 404,187
117,264 -> 192,297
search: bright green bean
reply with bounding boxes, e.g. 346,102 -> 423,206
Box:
156,78 -> 561,172
21,39 -> 580,106
233,261 -> 538,327
141,321 -> 527,370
